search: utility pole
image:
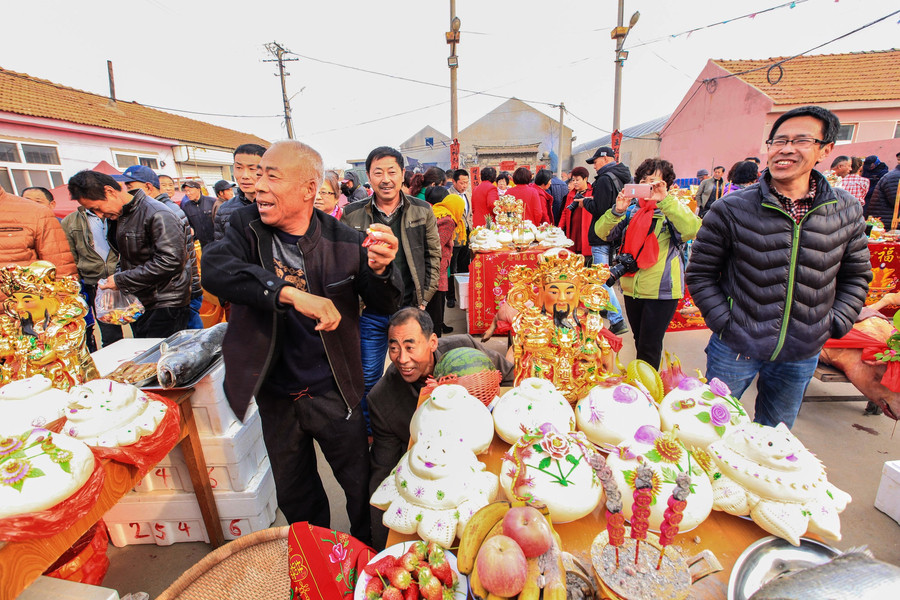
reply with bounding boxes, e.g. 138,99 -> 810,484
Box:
558,102 -> 565,177
610,1 -> 639,159
447,1 -> 461,140
264,42 -> 299,139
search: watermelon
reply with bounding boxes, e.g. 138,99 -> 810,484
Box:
434,347 -> 495,378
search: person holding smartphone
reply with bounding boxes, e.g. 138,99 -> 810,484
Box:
594,158 -> 701,369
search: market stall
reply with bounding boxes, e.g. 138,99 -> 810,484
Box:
0,262 -> 266,598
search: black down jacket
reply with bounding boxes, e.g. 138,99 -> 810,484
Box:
685,170 -> 871,362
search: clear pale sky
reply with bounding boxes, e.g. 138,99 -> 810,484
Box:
2,0 -> 897,167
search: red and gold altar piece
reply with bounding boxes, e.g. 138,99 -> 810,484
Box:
0,261 -> 98,389
506,248 -> 618,404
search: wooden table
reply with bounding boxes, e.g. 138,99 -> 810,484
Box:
387,419 -> 773,599
0,388 -> 224,600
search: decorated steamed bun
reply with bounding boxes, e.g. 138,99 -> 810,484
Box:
492,378 -> 574,444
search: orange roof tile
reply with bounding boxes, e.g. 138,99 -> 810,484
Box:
712,49 -> 900,105
0,66 -> 268,150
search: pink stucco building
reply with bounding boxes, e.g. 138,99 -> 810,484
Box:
660,49 -> 900,176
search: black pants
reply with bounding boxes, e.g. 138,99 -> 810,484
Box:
82,283 -> 123,351
130,305 -> 191,338
622,296 -> 679,370
256,385 -> 372,545
425,290 -> 446,337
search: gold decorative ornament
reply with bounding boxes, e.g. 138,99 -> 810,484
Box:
507,248 -> 617,404
492,194 -> 525,230
0,261 -> 99,389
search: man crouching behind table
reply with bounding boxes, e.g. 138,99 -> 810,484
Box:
201,140 -> 401,545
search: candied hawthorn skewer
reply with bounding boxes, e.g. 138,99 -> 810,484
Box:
630,463 -> 654,565
587,452 -> 627,568
656,472 -> 691,570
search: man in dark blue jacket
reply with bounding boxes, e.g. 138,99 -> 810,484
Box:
687,105 -> 871,428
179,180 -> 216,247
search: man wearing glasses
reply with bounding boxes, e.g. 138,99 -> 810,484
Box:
686,105 -> 871,429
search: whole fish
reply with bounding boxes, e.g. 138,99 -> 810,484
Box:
156,323 -> 228,388
749,549 -> 900,600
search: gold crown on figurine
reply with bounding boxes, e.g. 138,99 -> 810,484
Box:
0,261 -> 68,297
537,248 -> 588,285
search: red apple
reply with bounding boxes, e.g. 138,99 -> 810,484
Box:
475,535 -> 527,596
501,505 -> 553,558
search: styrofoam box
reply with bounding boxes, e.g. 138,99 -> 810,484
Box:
133,402 -> 263,493
875,459 -> 900,525
17,576 -> 119,600
189,361 -> 239,436
455,273 -> 470,310
104,460 -> 277,546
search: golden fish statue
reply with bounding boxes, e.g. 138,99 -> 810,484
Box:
0,261 -> 99,389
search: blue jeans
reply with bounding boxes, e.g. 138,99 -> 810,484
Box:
591,245 -> 624,325
359,309 -> 390,432
187,296 -> 204,329
705,335 -> 819,428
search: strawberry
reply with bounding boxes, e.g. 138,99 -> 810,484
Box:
425,541 -> 442,558
385,566 -> 412,590
364,555 -> 398,577
441,588 -> 456,600
403,581 -> 420,600
382,586 -> 403,600
417,566 -> 442,600
364,575 -> 384,599
410,540 -> 427,561
398,549 -> 420,572
427,549 -> 453,587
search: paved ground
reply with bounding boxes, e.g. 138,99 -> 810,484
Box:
100,304 -> 900,598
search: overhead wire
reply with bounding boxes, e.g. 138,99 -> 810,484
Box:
655,8 -> 900,137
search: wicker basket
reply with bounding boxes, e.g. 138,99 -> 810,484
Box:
156,527 -> 290,600
422,371 -> 502,407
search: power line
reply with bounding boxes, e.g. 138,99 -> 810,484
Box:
656,9 -> 900,137
285,50 -> 560,108
625,0 -> 811,50
141,103 -> 282,118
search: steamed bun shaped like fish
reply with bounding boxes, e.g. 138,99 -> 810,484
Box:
370,430 -> 499,548
492,378 -> 575,444
409,384 -> 493,455
707,422 -> 851,546
575,382 -> 660,447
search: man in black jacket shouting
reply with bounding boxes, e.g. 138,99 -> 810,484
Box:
202,141 -> 401,544
686,106 -> 871,428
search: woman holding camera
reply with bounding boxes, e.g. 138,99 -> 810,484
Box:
594,158 -> 701,369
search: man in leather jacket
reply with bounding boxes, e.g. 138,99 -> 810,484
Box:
67,170 -> 191,338
686,106 -> 871,428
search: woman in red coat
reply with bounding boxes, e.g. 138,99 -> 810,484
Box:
557,166 -> 593,257
507,167 -> 549,225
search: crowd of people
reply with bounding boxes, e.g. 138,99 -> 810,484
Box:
0,104 -> 891,549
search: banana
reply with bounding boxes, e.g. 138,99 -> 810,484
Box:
457,500 -> 510,574
517,555 -> 543,600
468,561 -> 489,600
540,529 -> 568,600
